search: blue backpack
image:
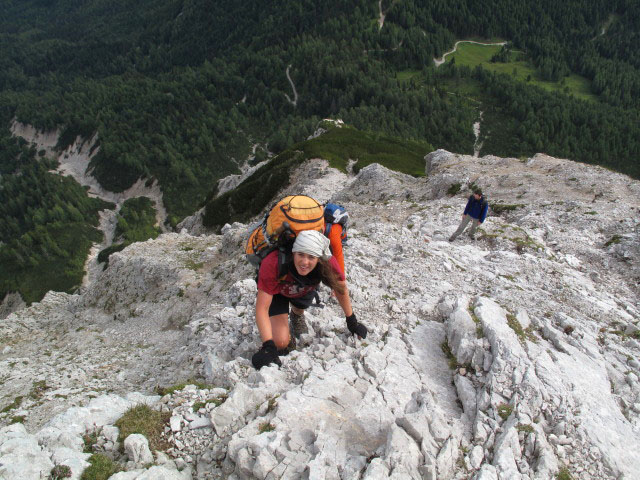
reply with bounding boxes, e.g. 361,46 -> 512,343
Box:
323,203 -> 349,245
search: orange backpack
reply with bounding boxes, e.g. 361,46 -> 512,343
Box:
245,195 -> 325,272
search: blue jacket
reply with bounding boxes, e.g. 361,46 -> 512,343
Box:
463,195 -> 488,222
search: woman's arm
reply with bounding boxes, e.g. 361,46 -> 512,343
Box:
255,289 -> 274,342
328,225 -> 345,274
333,281 -> 353,317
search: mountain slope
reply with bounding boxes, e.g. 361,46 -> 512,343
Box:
0,149 -> 638,479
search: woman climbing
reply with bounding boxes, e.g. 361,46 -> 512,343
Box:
251,230 -> 368,370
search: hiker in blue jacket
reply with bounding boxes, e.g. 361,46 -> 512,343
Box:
449,190 -> 488,241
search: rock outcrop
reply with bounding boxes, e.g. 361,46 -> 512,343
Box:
1,150 -> 638,479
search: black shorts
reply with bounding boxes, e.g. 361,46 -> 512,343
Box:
268,291 -> 318,316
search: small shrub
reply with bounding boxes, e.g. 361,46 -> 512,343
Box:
441,340 -> 459,370
506,313 -> 537,345
258,422 -> 275,433
491,203 -> 524,215
447,183 -> 461,196
266,395 -> 279,413
97,242 -> 128,265
30,380 -> 49,400
556,467 -> 573,480
516,423 -> 534,434
185,260 -> 204,271
80,454 -> 119,480
497,403 -> 513,420
212,393 -> 228,407
155,379 -> 209,395
83,430 -> 99,453
1,396 -> 23,413
10,415 -> 25,424
114,405 -> 170,452
604,235 -> 622,247
440,338 -> 474,372
192,401 -> 206,412
50,464 -> 72,479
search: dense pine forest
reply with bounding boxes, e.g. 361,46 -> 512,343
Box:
1,0 -> 639,304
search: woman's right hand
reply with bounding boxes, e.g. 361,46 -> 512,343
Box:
346,313 -> 368,339
251,340 -> 282,369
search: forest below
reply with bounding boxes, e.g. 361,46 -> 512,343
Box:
1,0 -> 639,304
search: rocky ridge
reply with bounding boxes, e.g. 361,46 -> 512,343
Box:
0,150 -> 639,479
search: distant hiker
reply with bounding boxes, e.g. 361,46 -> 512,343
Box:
251,230 -> 367,370
449,189 -> 488,241
323,202 -> 349,274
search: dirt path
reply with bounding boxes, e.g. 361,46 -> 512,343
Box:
284,64 -> 298,107
433,40 -> 507,67
378,0 -> 386,30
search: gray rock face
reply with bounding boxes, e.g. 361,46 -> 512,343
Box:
0,423 -> 54,479
124,434 -> 154,465
1,151 -> 639,479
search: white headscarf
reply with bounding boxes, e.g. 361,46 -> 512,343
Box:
292,230 -> 332,260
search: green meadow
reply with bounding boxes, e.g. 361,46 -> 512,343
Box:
444,42 -> 598,102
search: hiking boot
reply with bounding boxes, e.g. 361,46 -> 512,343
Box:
290,311 -> 308,338
278,335 -> 296,356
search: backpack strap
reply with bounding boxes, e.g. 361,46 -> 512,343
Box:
277,248 -> 290,282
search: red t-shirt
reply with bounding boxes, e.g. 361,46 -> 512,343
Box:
257,250 -> 345,298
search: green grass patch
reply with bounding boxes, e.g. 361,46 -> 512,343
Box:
506,313 -> 538,344
447,42 -> 505,68
211,393 -> 228,407
507,313 -> 527,344
440,339 -> 471,370
557,467 -> 574,480
446,42 -> 597,102
604,235 -> 622,247
80,454 -> 119,480
155,380 -> 210,396
202,124 -> 431,230
300,125 -> 431,176
1,396 -> 23,413
516,423 -> 534,434
30,380 -> 49,400
184,260 -> 204,271
193,392 -> 228,411
114,404 -> 170,452
468,306 -> 484,338
447,183 -> 462,196
490,203 -> 524,214
497,403 -> 513,420
258,422 -> 275,433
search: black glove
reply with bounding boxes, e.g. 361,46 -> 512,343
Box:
251,340 -> 282,370
346,313 -> 368,339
